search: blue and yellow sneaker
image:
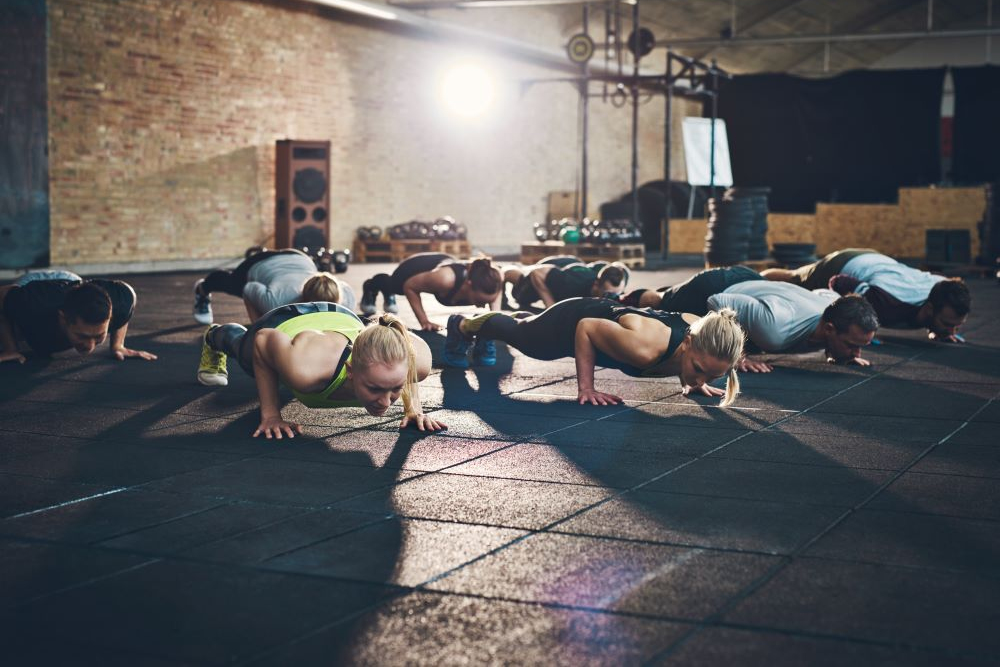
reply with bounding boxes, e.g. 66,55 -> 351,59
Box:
197,327 -> 228,386
443,314 -> 471,368
472,338 -> 496,366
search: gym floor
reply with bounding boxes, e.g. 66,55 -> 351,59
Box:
2,261 -> 999,665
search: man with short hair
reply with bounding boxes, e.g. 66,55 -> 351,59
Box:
761,248 -> 971,342
0,275 -> 156,364
706,281 -> 879,372
505,259 -> 630,310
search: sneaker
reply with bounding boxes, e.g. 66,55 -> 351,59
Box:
360,285 -> 378,316
443,314 -> 471,368
197,328 -> 228,386
193,279 -> 213,325
472,338 -> 496,366
383,294 -> 399,314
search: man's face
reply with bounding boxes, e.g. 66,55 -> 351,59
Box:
592,280 -> 622,299
929,305 -> 967,338
60,314 -> 109,355
824,323 -> 875,363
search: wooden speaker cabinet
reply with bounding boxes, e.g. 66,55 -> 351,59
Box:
275,139 -> 331,250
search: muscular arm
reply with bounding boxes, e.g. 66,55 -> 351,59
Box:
573,316 -> 661,404
529,266 -> 556,307
402,270 -> 453,330
249,329 -> 342,438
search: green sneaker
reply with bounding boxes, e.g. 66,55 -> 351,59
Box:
197,328 -> 228,386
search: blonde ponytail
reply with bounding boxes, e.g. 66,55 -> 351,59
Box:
352,313 -> 419,415
687,307 -> 745,407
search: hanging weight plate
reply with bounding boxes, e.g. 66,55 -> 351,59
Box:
626,27 -> 656,58
566,33 -> 595,64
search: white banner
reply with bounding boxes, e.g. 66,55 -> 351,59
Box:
682,117 -> 734,187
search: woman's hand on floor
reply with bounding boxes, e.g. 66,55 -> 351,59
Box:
253,416 -> 303,439
577,388 -> 623,406
682,383 -> 724,398
401,413 -> 447,431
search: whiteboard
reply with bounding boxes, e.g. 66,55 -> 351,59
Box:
682,117 -> 734,187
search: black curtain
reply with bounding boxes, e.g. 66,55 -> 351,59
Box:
952,65 -> 1000,184
713,69 -> 944,213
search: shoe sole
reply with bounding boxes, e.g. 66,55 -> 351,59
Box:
193,314 -> 213,325
197,374 -> 228,386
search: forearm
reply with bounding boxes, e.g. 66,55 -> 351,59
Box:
252,349 -> 283,419
109,324 -> 128,351
0,319 -> 18,354
403,288 -> 430,325
574,326 -> 599,392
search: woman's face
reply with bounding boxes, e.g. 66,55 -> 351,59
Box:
350,361 -> 407,416
679,343 -> 731,388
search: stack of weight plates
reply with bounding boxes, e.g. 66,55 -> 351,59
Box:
726,187 -> 770,260
771,243 -> 817,268
704,197 -> 754,266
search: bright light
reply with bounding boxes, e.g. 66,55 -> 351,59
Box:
437,61 -> 497,120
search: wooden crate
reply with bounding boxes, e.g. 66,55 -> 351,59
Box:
353,238 -> 472,263
519,241 -> 645,268
814,203 -> 902,256
520,241 -> 570,265
353,238 -> 433,263
668,219 -> 708,253
767,213 -> 816,245
575,243 -> 645,268
547,191 -> 578,220
430,239 -> 471,258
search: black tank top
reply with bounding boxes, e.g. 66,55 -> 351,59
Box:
596,306 -> 689,378
436,262 -> 467,306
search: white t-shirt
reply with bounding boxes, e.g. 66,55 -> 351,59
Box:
842,252 -> 946,306
707,281 -> 839,353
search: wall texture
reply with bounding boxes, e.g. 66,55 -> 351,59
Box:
46,0 -> 680,266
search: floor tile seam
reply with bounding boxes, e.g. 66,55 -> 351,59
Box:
643,361 -> 923,660
674,392 -> 1000,643
897,468 -> 1000,482
788,552 -> 1000,581
833,505 -> 1000,524
376,510 -> 787,558
2,486 -> 133,521
9,559 -> 163,611
233,589 -> 416,667
375,466 -> 630,491
625,485 -> 865,510
250,513 -> 410,565
824,392 -> 1000,532
702,452 -> 925,473
652,619 -> 1000,663
404,586 -> 707,628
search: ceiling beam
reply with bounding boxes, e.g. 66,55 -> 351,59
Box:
690,0 -> 812,61
658,26 -> 1000,48
769,0 -> 925,72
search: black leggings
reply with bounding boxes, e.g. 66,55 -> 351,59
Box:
465,298 -> 618,360
200,249 -> 308,297
206,301 -> 347,376
656,265 -> 764,315
363,253 -> 454,296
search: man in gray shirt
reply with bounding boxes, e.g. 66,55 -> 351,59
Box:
707,281 -> 879,372
192,249 -> 356,324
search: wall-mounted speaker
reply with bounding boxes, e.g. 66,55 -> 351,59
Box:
275,139 -> 331,250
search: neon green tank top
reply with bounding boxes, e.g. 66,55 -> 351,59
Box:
274,311 -> 366,409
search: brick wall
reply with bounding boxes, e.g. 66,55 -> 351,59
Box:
47,0 -> 675,264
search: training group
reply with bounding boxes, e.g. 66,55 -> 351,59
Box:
0,248 -> 970,439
